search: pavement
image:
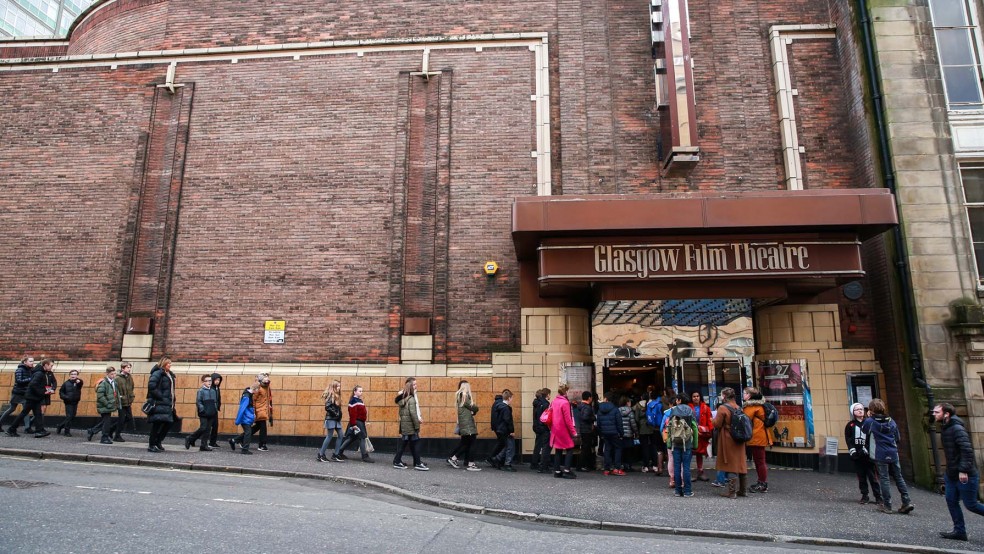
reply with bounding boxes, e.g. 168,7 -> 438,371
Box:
1,430 -> 981,553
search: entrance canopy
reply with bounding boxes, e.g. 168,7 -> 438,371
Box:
512,190 -> 898,305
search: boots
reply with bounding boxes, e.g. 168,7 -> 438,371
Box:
737,474 -> 748,497
719,478 -> 737,499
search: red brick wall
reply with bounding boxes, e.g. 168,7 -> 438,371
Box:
67,0 -> 168,56
0,43 -> 69,58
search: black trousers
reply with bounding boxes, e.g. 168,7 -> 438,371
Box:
208,418 -> 220,445
553,448 -> 574,471
188,415 -> 216,447
394,434 -> 422,465
532,429 -> 551,468
490,432 -> 508,460
149,421 -> 170,446
9,399 -> 43,432
60,403 -> 78,430
579,431 -> 597,470
115,405 -> 134,436
449,434 -> 477,464
249,420 -> 268,446
99,412 -> 116,439
854,457 -> 882,500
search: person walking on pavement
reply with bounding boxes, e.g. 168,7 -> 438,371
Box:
447,380 -> 481,471
332,385 -> 373,463
206,373 -> 223,448
393,377 -> 428,470
250,373 -> 274,451
231,380 -> 258,455
1,356 -> 34,434
934,402 -> 984,542
146,357 -> 176,452
689,391 -> 713,481
576,390 -> 596,472
863,398 -> 914,515
185,374 -> 218,451
90,366 -> 120,444
845,402 -> 881,505
317,380 -> 344,462
548,384 -> 578,479
6,359 -> 54,438
113,362 -> 135,442
489,389 -> 517,471
530,388 -> 551,472
713,387 -> 747,499
56,369 -> 83,436
486,391 -> 509,468
742,387 -> 772,493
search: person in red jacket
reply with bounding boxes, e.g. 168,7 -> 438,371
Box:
332,385 -> 374,463
689,391 -> 713,481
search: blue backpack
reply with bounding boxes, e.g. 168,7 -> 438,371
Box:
645,399 -> 663,428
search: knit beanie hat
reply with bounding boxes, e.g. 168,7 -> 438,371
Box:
850,402 -> 864,416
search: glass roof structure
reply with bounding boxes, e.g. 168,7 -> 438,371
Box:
0,0 -> 95,38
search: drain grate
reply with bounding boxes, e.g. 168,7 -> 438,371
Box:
0,480 -> 51,489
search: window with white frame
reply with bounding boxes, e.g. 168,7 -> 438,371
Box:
960,164 -> 984,286
930,0 -> 984,111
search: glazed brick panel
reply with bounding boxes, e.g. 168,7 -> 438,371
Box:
164,54 -> 415,362
0,68 -> 155,360
436,49 -> 536,360
67,1 -> 168,56
0,44 -> 69,58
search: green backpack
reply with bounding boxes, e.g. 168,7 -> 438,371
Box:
667,415 -> 693,448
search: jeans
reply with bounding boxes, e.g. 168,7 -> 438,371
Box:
490,432 -> 508,461
673,448 -> 693,494
394,433 -> 422,465
335,422 -> 368,457
449,434 -> 477,464
0,394 -> 25,429
494,436 -> 516,466
602,434 -> 622,470
748,445 -> 767,483
250,420 -> 268,447
532,429 -> 551,468
875,460 -> 911,508
945,473 -> 984,535
319,426 -> 343,457
188,415 -> 215,447
61,403 -> 78,430
714,470 -> 727,484
853,457 -> 881,500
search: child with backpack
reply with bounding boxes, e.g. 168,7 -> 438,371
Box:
633,392 -> 659,474
713,387 -> 750,498
742,387 -> 774,492
664,394 -> 699,497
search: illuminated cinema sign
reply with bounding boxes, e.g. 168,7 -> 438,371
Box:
538,237 -> 863,282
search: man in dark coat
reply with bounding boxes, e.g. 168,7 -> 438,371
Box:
0,356 -> 34,433
6,359 -> 54,437
934,402 -> 984,542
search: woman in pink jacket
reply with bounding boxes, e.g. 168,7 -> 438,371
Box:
548,384 -> 578,479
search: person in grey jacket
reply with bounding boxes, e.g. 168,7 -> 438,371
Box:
934,402 -> 984,542
185,374 -> 218,451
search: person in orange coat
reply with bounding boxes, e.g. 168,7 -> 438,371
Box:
689,391 -> 713,481
742,387 -> 773,493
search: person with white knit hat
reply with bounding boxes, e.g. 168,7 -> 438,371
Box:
845,402 -> 881,505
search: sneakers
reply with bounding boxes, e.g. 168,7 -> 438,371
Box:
113,436 -> 125,443
603,470 -> 611,476
317,454 -> 328,462
87,429 -> 95,442
898,503 -> 915,514
486,456 -> 501,469
361,456 -> 375,463
337,453 -> 348,460
561,471 -> 577,479
330,454 -> 345,463
611,469 -> 626,476
447,457 -> 460,469
466,463 -> 482,471
228,438 -> 237,451
257,445 -> 269,452
99,437 -> 113,444
710,481 -> 724,488
642,466 -> 650,473
939,530 -> 968,541
859,495 -> 870,505
34,431 -> 50,438
184,437 -> 192,450
500,465 -> 517,472
878,505 -> 894,514
683,492 -> 695,497
674,491 -> 683,497
199,445 -> 214,452
749,482 -> 768,493
414,463 -> 430,471
241,449 -> 252,455
393,461 -> 409,469
5,429 -> 19,437
147,445 -> 162,453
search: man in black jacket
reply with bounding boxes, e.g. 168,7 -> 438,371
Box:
56,370 -> 84,436
576,390 -> 597,472
487,390 -> 515,471
6,359 -> 53,437
934,402 -> 984,542
0,356 -> 33,433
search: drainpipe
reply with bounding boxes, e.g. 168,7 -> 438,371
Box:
856,0 -> 944,492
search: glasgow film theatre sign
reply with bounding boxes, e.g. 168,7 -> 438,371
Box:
537,238 -> 863,283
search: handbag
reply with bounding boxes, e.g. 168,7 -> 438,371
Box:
539,407 -> 552,426
365,437 -> 375,453
141,399 -> 156,415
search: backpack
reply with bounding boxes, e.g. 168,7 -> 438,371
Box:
762,402 -> 779,428
667,415 -> 693,448
645,399 -> 663,428
325,398 -> 342,421
727,405 -> 753,443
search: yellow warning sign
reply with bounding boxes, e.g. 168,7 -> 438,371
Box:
264,320 -> 286,331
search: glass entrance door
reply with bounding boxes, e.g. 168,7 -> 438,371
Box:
676,357 -> 746,408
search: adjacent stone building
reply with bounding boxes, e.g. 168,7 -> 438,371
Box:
1,0 -> 941,471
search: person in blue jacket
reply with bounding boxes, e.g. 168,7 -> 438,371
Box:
230,380 -> 258,455
862,398 -> 914,515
